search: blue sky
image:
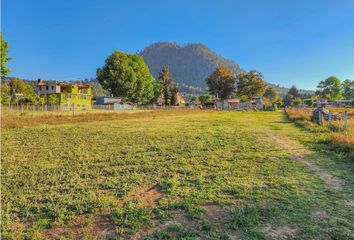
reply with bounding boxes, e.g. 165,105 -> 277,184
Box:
2,0 -> 354,90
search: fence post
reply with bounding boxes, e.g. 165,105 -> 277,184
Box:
319,110 -> 323,125
344,111 -> 347,130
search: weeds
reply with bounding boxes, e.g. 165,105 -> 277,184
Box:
286,108 -> 354,157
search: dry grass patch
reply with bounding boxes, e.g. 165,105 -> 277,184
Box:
259,224 -> 297,240
125,184 -> 163,208
1,109 -> 211,128
43,214 -> 116,240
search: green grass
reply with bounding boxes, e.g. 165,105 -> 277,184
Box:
1,111 -> 353,239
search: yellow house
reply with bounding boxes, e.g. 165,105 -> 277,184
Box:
37,80 -> 92,110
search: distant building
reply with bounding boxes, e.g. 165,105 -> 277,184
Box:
252,96 -> 263,103
333,100 -> 353,108
94,96 -> 134,110
315,98 -> 330,107
37,79 -> 92,110
95,96 -> 122,105
251,96 -> 264,109
176,91 -> 186,105
214,99 -> 240,110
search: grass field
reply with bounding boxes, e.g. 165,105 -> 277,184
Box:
1,110 -> 354,239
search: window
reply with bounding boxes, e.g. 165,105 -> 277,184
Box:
77,104 -> 80,109
82,104 -> 86,110
82,95 -> 87,100
68,93 -> 72,99
51,86 -> 54,90
46,86 -> 49,90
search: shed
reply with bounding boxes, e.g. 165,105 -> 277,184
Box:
95,97 -> 123,105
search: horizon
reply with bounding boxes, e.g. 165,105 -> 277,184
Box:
2,0 -> 354,90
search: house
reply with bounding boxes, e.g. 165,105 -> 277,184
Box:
94,96 -> 134,110
234,97 -> 264,110
176,91 -> 186,105
37,79 -> 92,110
214,99 -> 240,110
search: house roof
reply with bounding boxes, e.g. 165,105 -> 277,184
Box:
96,96 -> 122,100
176,91 -> 185,99
102,101 -> 133,105
227,99 -> 240,103
38,80 -> 91,88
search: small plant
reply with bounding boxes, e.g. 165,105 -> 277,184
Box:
110,202 -> 152,236
228,205 -> 261,230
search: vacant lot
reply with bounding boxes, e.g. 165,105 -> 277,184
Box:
1,111 -> 354,239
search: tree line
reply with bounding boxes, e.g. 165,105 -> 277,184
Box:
205,66 -> 353,107
204,66 -> 282,108
283,77 -> 354,107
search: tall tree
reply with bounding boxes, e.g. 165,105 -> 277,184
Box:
9,78 -> 35,96
342,79 -> 354,99
96,51 -> 155,104
1,78 -> 37,103
0,80 -> 11,103
1,32 -> 11,77
170,82 -> 178,105
316,76 -> 342,100
236,70 -> 266,101
288,85 -> 300,98
263,86 -> 279,102
157,66 -> 178,105
206,67 -> 236,100
283,93 -> 293,107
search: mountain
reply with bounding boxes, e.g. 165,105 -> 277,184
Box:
139,42 -> 242,90
139,42 -> 314,96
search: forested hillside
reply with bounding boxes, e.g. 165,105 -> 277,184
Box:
139,42 -> 241,88
139,42 -> 314,96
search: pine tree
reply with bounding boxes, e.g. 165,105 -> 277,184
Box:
157,66 -> 178,105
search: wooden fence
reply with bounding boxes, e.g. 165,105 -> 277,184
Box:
1,103 -> 200,115
288,107 -> 351,130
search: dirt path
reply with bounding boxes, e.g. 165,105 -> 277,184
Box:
266,132 -> 343,191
